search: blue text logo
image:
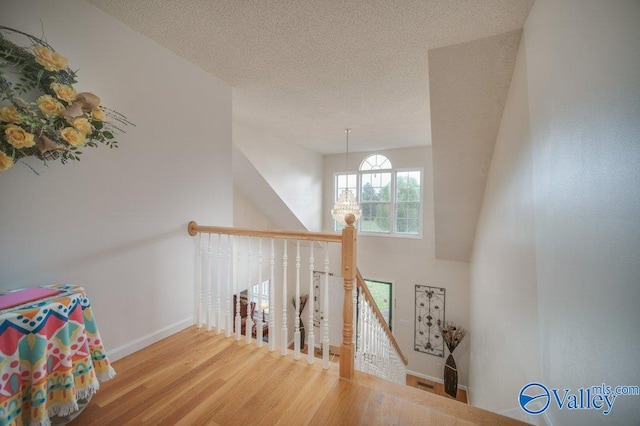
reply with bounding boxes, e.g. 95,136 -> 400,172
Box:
519,382 -> 550,415
518,382 -> 638,416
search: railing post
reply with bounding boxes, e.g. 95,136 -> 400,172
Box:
340,214 -> 357,379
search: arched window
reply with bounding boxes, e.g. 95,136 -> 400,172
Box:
334,153 -> 423,237
360,154 -> 392,171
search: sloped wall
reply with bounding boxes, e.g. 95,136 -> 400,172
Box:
234,120 -> 324,232
469,0 -> 640,424
0,0 -> 232,360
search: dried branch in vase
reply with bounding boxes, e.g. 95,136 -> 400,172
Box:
291,294 -> 308,315
439,321 -> 467,353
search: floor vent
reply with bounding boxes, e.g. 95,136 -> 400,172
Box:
417,381 -> 434,390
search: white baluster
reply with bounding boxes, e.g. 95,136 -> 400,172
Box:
269,238 -> 275,352
294,240 -> 301,359
366,300 -> 373,374
257,238 -> 263,348
375,326 -> 380,376
380,324 -> 385,376
206,234 -> 213,332
352,284 -> 408,383
235,236 -> 241,341
365,307 -> 371,374
246,238 -> 253,345
216,234 -> 222,334
281,240 -> 288,356
357,293 -> 365,372
226,235 -> 232,337
196,233 -> 202,328
353,281 -> 358,352
322,242 -> 330,369
307,244 -> 315,365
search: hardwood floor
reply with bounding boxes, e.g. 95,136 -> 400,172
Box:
72,327 -> 527,425
406,373 -> 468,404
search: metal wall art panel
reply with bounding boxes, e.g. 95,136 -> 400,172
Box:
414,285 -> 445,357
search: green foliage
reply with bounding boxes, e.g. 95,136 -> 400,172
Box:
395,175 -> 420,234
364,175 -> 420,233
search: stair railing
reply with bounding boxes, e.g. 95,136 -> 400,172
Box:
187,213 -> 406,382
354,269 -> 408,384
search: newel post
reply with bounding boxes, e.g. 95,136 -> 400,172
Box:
340,213 -> 357,379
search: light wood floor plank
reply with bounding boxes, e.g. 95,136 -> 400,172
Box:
71,327 -> 528,426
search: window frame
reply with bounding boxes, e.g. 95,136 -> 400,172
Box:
332,159 -> 424,238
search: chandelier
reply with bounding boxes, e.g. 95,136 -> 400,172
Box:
331,129 -> 362,224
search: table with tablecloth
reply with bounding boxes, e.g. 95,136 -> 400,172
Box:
0,284 -> 115,426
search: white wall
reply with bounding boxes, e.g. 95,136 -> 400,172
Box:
234,120 -> 324,231
469,0 -> 640,424
468,35 -> 542,423
323,146 -> 470,386
0,0 -> 232,360
233,187 -> 330,350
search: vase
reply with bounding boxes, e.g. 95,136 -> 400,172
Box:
444,353 -> 458,398
300,320 -> 306,348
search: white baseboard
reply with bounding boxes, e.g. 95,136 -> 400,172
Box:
406,369 -> 468,391
108,316 -> 194,362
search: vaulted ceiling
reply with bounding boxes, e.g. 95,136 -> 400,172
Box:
86,0 -> 533,154
86,0 -> 534,260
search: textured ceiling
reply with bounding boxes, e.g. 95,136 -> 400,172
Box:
86,0 -> 534,154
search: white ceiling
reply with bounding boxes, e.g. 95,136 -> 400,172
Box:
86,0 -> 534,154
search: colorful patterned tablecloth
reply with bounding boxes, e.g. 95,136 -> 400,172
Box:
0,285 -> 115,426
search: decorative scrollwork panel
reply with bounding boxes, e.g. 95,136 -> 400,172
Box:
414,285 -> 445,357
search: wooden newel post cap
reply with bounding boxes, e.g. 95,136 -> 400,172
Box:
188,221 -> 198,236
344,214 -> 356,227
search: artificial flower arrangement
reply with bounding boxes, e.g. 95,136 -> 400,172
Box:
439,320 -> 467,353
0,26 -> 132,172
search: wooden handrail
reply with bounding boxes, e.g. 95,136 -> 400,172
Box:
356,269 -> 409,366
188,221 -> 343,243
188,217 -> 357,379
188,216 -> 403,379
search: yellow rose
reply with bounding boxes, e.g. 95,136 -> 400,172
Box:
91,107 -> 106,122
0,105 -> 24,124
50,83 -> 77,103
72,117 -> 92,135
33,45 -> 68,71
4,124 -> 35,149
60,127 -> 86,146
0,150 -> 13,171
37,95 -> 65,118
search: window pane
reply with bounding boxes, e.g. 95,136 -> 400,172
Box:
360,203 -> 390,232
361,172 -> 391,201
360,172 -> 391,233
396,171 -> 421,202
396,202 -> 420,234
336,173 -> 358,201
360,154 -> 392,171
364,279 -> 392,330
334,173 -> 358,231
